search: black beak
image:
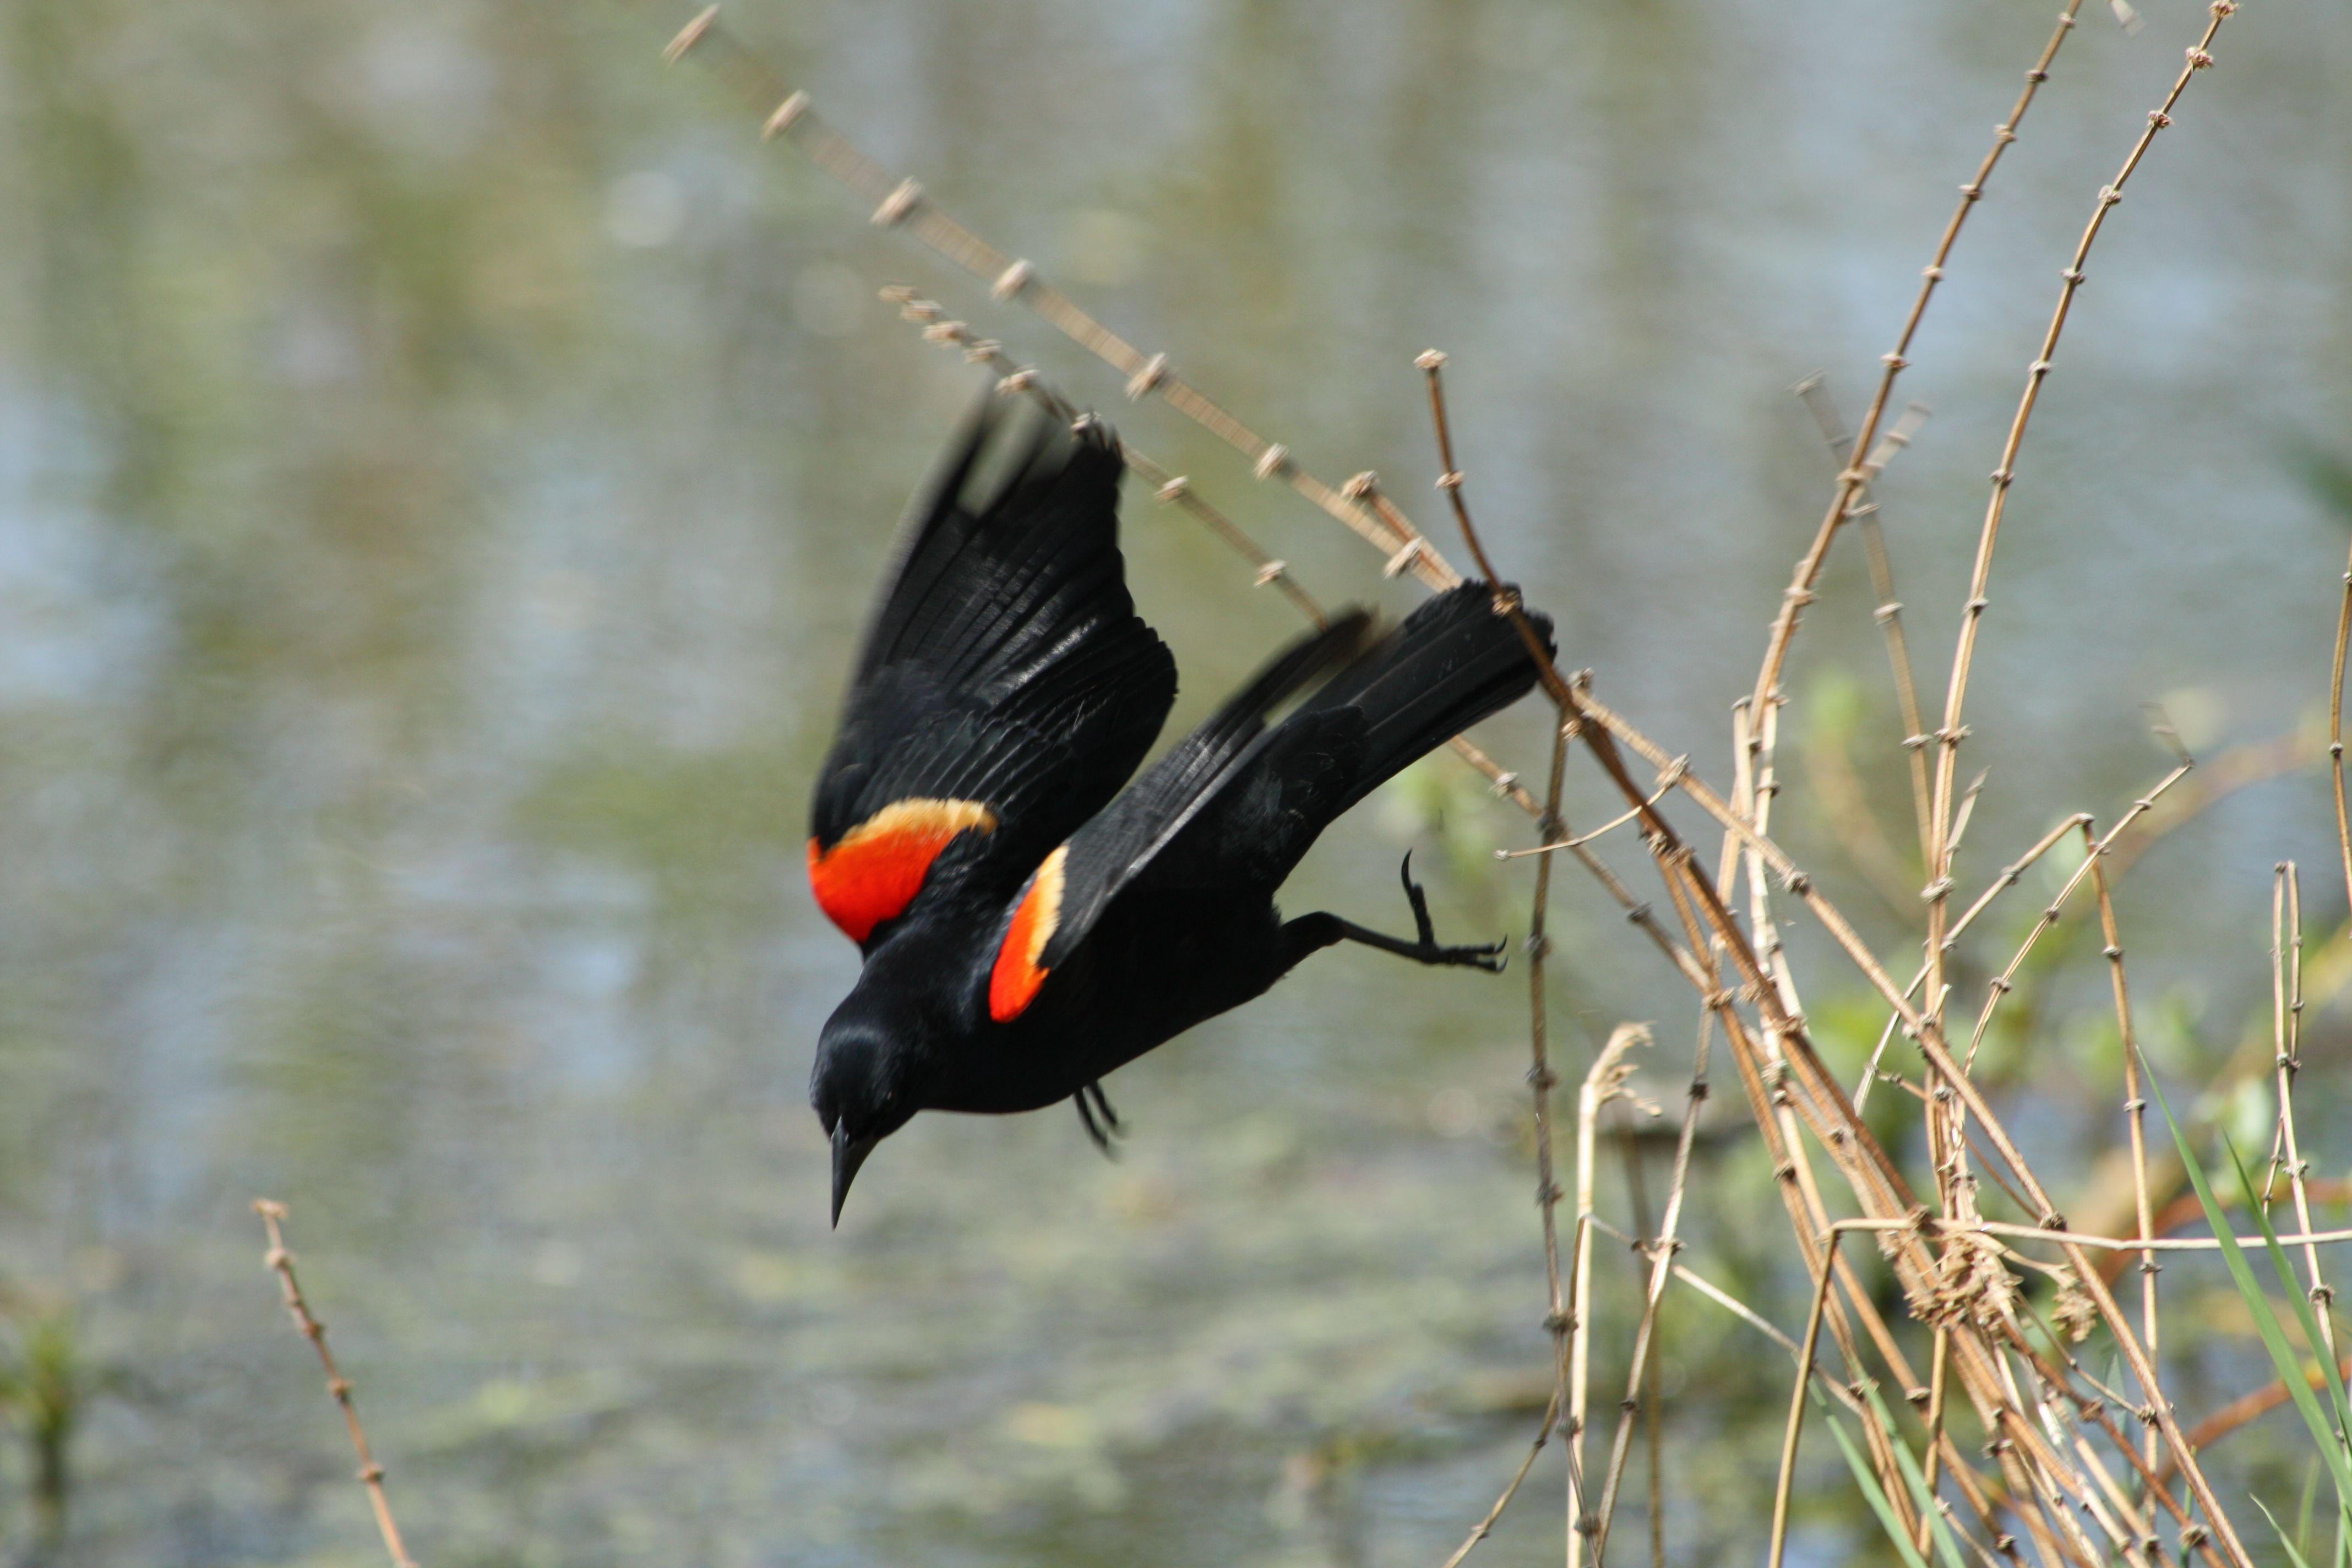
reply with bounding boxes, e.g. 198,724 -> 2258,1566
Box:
831,1124 -> 879,1227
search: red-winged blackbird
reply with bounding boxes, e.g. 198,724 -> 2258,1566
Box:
808,400 -> 1554,1222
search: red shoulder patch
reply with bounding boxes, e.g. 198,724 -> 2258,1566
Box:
989,846 -> 1067,1023
808,798 -> 998,944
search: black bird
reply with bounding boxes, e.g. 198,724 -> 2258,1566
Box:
807,400 -> 1553,1222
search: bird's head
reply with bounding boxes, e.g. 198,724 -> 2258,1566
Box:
810,983 -> 935,1227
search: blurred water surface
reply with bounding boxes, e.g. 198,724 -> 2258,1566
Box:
2,0 -> 2350,1562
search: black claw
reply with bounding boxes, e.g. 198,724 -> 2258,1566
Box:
1396,850 -> 1506,972
1398,851 -> 1439,947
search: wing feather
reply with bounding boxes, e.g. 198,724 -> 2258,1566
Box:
809,399 -> 1176,948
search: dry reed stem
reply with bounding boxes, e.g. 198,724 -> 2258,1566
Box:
1437,1387 -> 1564,1568
1957,772 -> 2189,1076
1826,1215 -> 2352,1255
253,1200 -> 418,1568
1428,385 -> 1930,1550
1397,368 -> 1667,1564
1766,1226 -> 1850,1568
1907,26 -> 2244,1428
1706,708 -> 1941,1526
1480,712 -> 1577,1568
2087,835 -> 2161,1474
1564,688 -> 2252,1563
1584,1019 -> 1722,1558
2115,1182 -> 2352,1271
881,290 -> 1332,623
1735,19 -> 2095,1272
1633,738 -> 1940,1544
1853,808 -> 2101,1115
2174,1351 -> 2352,1463
1746,0 -> 2088,732
2106,727 -> 2321,879
1914,1328 -> 1957,1560
1415,352 -> 1574,707
2268,864 -> 2341,1369
1924,0 -> 2241,1043
1567,1025 -> 1654,1565
2334,540 -> 2352,919
652,3 -> 1466,595
1583,1214 -> 1864,1412
2000,1309 -> 2228,1568
1793,374 -> 1936,852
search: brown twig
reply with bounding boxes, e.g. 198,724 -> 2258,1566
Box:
1767,1226 -> 1849,1568
1564,687 -> 2253,1565
2174,1352 -> 2352,1466
654,3 -> 1465,595
1924,0 -> 2241,1047
1793,374 -> 1936,854
2333,540 -> 2352,922
2087,827 -> 2161,1473
2104,727 -> 2321,879
1958,774 -> 2190,1075
1438,1388 -> 1564,1568
1747,1 -> 2088,733
2267,864 -> 2340,1368
1567,1026 -> 1654,1565
253,1200 -> 418,1568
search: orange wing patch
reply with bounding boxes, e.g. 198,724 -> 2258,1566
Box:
989,845 -> 1068,1023
808,798 -> 998,944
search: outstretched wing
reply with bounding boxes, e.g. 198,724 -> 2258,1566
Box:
808,399 -> 1176,948
983,611 -> 1374,1022
983,583 -> 1550,1022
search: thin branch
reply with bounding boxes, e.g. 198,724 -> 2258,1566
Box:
1747,1 -> 2089,728
1561,686 -> 2252,1565
1568,1026 -> 1655,1565
253,1200 -> 418,1568
2333,540 -> 2352,921
655,3 -> 1467,594
2269,864 -> 2340,1366
1438,1389 -> 1562,1568
1768,1228 -> 1848,1568
1959,774 -> 2190,1075
1793,374 -> 1935,854
1924,0 -> 2241,1045
2087,830 -> 2160,1473
2170,1352 -> 2352,1468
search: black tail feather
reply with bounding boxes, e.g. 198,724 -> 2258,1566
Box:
1302,581 -> 1553,814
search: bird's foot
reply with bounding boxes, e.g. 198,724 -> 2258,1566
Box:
1320,853 -> 1509,972
1397,851 -> 1509,971
1073,1080 -> 1125,1158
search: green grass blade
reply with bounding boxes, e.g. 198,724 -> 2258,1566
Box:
2223,1139 -> 2352,1453
2144,1065 -> 2352,1510
1858,1382 -> 1970,1568
2257,1496 -> 2318,1568
1813,1389 -> 1933,1568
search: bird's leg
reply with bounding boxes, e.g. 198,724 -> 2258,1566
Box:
1302,852 -> 1507,973
1073,1082 -> 1123,1157
1084,1080 -> 1124,1134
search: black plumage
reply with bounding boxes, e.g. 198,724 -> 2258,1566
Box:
807,401 -> 1554,1221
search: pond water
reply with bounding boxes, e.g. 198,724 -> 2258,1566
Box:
2,0 -> 2350,1562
